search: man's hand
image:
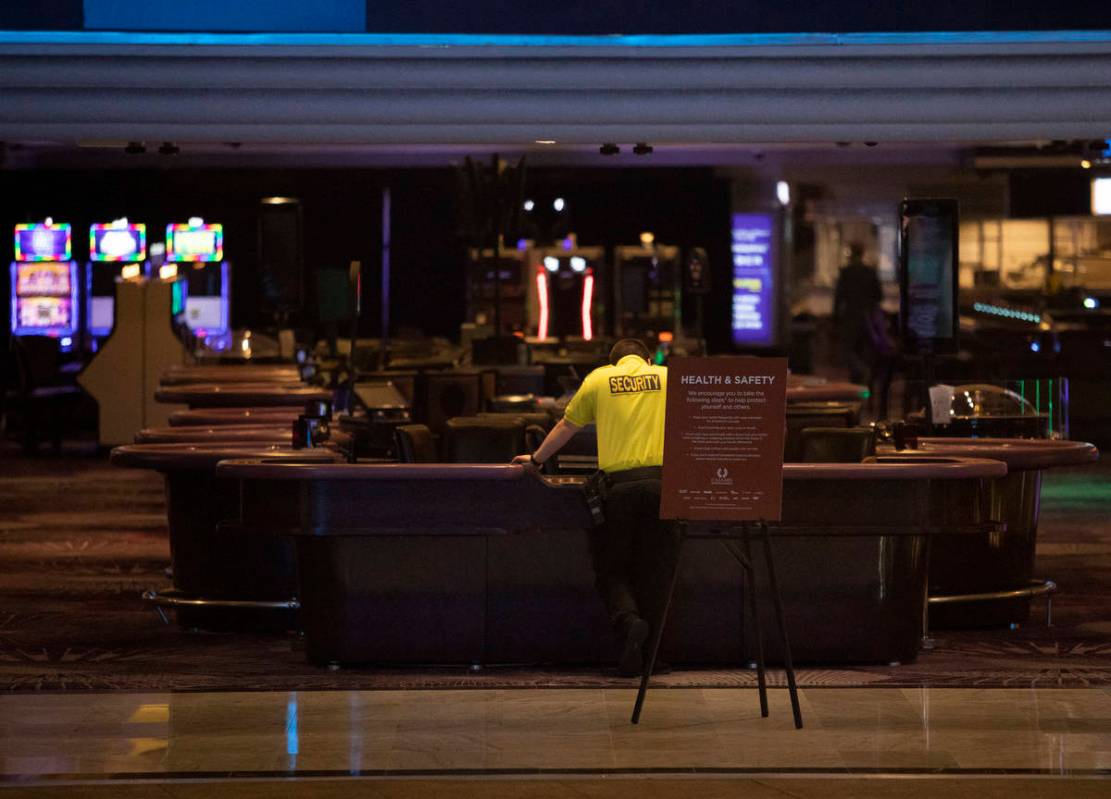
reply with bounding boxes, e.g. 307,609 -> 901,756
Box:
512,454 -> 538,470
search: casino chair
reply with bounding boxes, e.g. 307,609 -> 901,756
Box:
526,422 -> 598,474
442,415 -> 527,464
394,424 -> 438,463
783,402 -> 860,461
415,371 -> 483,434
5,336 -> 83,454
796,426 -> 877,464
487,394 -> 539,414
494,365 -> 546,396
479,411 -> 552,430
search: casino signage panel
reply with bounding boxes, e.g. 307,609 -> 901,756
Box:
730,213 -> 777,348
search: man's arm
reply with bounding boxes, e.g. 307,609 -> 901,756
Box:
512,417 -> 582,467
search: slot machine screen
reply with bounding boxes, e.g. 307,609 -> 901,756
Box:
90,223 -> 146,261
185,297 -> 224,330
19,297 -> 72,330
16,262 -> 72,296
14,223 -> 71,262
171,279 -> 187,318
482,258 -> 522,285
90,297 -> 114,333
167,223 -> 223,262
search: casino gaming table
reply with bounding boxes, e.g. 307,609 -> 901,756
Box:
879,437 -> 1099,628
169,407 -> 304,427
159,365 -> 302,386
110,443 -> 342,630
785,382 -> 868,404
135,424 -> 294,444
154,382 -> 332,409
214,457 -> 1004,667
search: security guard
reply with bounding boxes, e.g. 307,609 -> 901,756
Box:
514,339 -> 676,676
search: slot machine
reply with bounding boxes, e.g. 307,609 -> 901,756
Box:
87,219 -> 147,349
166,218 -> 229,348
531,245 -> 604,341
10,220 -> 79,351
465,245 -> 531,335
613,239 -> 681,341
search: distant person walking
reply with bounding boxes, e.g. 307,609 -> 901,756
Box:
833,243 -> 894,418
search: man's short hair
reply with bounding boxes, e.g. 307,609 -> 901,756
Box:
609,338 -> 651,365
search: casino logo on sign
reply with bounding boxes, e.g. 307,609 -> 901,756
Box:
608,374 -> 662,395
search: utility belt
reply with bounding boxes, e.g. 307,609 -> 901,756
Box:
583,465 -> 663,527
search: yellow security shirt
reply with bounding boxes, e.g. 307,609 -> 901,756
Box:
562,354 -> 667,474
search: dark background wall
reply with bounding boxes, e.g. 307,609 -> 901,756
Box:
5,1 -> 1111,33
1,166 -> 733,350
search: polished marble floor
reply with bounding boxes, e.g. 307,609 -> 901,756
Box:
1,687 -> 1109,783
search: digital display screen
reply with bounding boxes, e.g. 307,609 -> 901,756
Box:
185,296 -> 224,330
90,296 -> 114,334
18,297 -> 72,330
899,199 -> 959,353
731,213 -> 776,347
171,279 -> 187,318
14,224 -> 71,262
16,262 -> 72,296
1093,178 -> 1111,216
90,223 -> 146,261
167,223 -> 223,262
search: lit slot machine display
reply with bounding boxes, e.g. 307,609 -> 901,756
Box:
533,247 -> 602,341
11,221 -> 79,349
87,220 -> 147,345
166,218 -> 229,348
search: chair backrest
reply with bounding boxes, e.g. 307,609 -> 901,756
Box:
10,335 -> 61,394
479,411 -> 552,430
487,394 -> 538,414
550,423 -> 598,473
495,365 -> 546,396
395,424 -> 438,463
416,371 -> 483,432
796,426 -> 876,464
784,402 -> 859,461
441,415 -> 526,464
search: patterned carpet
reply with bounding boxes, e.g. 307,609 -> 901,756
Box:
1,443 -> 1109,692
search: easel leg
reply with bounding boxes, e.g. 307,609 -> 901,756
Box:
760,522 -> 803,729
920,536 -> 936,650
631,524 -> 685,725
739,526 -> 769,718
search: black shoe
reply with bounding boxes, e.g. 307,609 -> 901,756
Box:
617,616 -> 650,677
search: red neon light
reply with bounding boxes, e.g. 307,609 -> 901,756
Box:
581,270 -> 594,341
536,269 -> 549,340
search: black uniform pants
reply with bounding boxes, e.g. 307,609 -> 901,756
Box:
589,473 -> 680,639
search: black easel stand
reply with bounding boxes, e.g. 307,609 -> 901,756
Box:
631,520 -> 803,729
